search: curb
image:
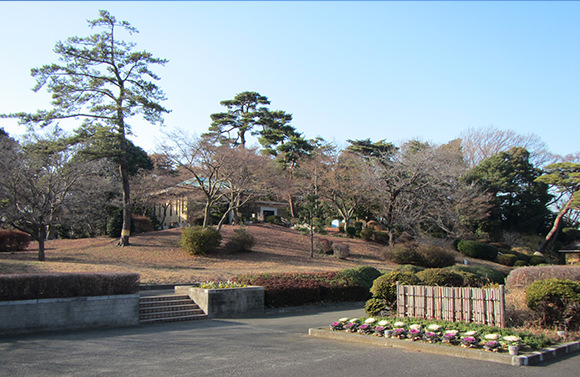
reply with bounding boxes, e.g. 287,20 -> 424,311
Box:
308,328 -> 580,366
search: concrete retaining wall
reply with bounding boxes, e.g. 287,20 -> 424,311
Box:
0,293 -> 140,335
176,286 -> 264,318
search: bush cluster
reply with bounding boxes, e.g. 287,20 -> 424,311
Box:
314,238 -> 350,259
358,227 -> 390,244
370,271 -> 421,308
232,270 -> 370,307
382,244 -> 456,268
416,268 -> 465,287
337,266 -> 382,291
457,240 -> 499,261
180,226 -> 222,255
0,230 -> 30,252
0,273 -> 140,301
446,265 -> 506,285
225,227 -> 255,252
525,278 -> 580,330
497,253 -> 518,266
495,250 -> 545,267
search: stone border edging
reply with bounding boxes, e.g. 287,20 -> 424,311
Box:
308,328 -> 580,366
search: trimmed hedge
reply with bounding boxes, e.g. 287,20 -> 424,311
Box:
497,253 -> 518,266
338,266 -> 382,291
446,265 -> 506,285
382,244 -> 456,268
0,272 -> 140,301
506,266 -> 580,288
232,271 -> 368,308
370,271 -> 421,307
0,230 -> 30,252
457,240 -> 499,261
416,268 -> 464,287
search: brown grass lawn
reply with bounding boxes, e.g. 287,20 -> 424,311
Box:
0,223 -> 406,284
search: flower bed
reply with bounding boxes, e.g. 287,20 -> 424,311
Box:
326,316 -> 554,353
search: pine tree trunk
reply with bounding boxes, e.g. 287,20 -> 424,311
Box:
538,197 -> 573,252
118,128 -> 131,247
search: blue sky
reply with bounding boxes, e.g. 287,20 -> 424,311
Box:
1,1 -> 579,156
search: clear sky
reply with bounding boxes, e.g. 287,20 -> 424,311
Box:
1,1 -> 579,156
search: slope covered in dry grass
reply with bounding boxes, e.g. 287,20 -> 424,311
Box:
0,224 -> 401,284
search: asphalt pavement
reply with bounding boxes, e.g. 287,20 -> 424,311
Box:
1,303 -> 579,377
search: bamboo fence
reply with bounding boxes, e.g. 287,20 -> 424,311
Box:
396,282 -> 505,327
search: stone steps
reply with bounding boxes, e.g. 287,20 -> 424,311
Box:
139,294 -> 207,324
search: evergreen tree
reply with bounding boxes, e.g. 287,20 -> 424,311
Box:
3,10 -> 169,246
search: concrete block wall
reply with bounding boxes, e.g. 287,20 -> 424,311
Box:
0,293 -> 140,335
176,286 -> 264,318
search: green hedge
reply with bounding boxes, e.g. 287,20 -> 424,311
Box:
0,273 -> 140,301
457,240 -> 499,261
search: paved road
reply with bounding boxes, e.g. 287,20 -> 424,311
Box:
1,304 -> 579,377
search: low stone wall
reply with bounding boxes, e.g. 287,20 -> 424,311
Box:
0,293 -> 140,336
176,286 -> 264,318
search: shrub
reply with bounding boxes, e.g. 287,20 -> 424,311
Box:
338,266 -> 382,291
373,231 -> 390,244
416,268 -> 465,287
446,265 -> 506,285
226,227 -> 255,252
497,253 -> 518,266
333,242 -> 350,259
457,240 -> 499,261
370,271 -> 421,307
382,244 -> 423,265
526,278 -> 580,330
365,298 -> 387,316
315,238 -> 334,255
383,244 -> 456,269
514,260 -> 528,267
395,264 -> 425,274
360,227 -> 374,241
454,270 -> 487,287
345,226 -> 357,238
265,215 -> 284,226
180,226 -> 222,255
529,255 -> 546,265
416,245 -> 456,268
0,230 -> 30,252
506,266 -> 580,288
132,215 -> 153,234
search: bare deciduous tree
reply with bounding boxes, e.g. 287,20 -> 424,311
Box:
460,125 -> 554,168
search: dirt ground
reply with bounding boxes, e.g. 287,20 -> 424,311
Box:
0,223 -> 407,284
